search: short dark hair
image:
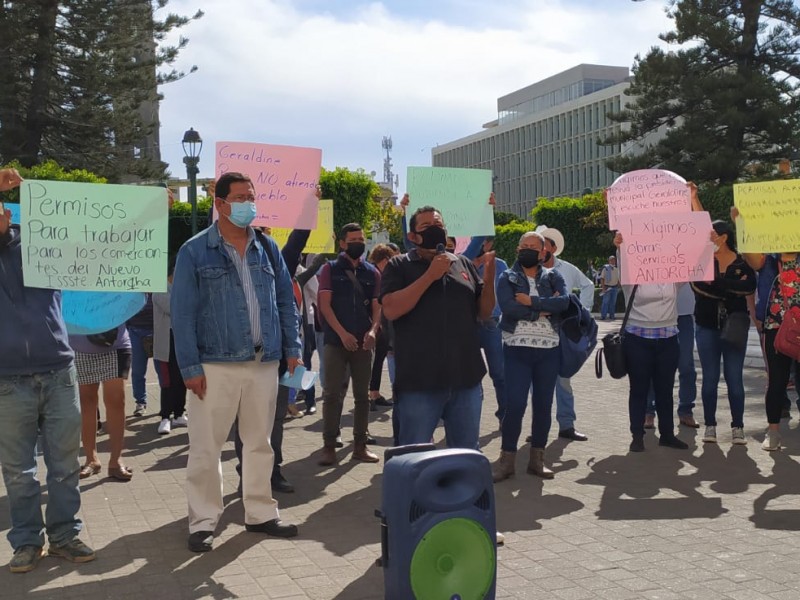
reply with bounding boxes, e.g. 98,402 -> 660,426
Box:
409,205 -> 440,233
215,172 -> 253,199
387,242 -> 400,253
447,236 -> 456,246
338,222 -> 363,241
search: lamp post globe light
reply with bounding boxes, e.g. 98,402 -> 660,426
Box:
182,127 -> 203,235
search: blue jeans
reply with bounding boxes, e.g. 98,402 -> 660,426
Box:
600,287 -> 619,319
502,345 -> 560,450
0,366 -> 83,550
479,320 -> 506,420
127,326 -> 153,405
624,333 -> 679,437
395,385 -> 482,449
695,324 -> 746,428
555,377 -> 576,430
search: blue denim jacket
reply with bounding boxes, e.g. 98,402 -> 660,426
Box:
497,262 -> 569,334
171,224 -> 301,380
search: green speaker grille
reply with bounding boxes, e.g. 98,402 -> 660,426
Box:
409,517 -> 495,600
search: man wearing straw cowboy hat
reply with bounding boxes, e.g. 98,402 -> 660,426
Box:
536,225 -> 595,442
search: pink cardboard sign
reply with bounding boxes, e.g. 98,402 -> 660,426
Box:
619,212 -> 714,285
607,169 -> 691,230
216,142 -> 322,228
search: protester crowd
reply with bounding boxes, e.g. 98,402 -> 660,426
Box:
1,167 -> 798,573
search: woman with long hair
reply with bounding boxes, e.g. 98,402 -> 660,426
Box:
691,220 -> 756,445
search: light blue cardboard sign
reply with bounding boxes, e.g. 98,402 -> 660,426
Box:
62,291 -> 146,335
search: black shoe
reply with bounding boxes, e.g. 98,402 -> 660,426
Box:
305,405 -> 317,415
271,471 -> 295,494
659,435 -> 688,449
629,436 -> 645,452
558,428 -> 588,442
188,531 -> 213,553
374,395 -> 394,407
366,434 -> 377,445
335,436 -> 344,448
245,519 -> 298,538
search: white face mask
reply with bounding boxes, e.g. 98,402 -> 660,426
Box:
713,244 -> 721,253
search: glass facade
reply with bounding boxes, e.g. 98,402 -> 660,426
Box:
433,89 -> 625,218
498,78 -> 617,126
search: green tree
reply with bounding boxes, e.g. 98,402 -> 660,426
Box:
0,159 -> 107,204
0,1 -> 202,181
605,0 -> 800,184
319,167 -> 381,236
531,194 -> 615,270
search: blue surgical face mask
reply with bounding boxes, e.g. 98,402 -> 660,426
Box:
226,200 -> 257,228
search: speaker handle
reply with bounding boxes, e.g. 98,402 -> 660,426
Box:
384,443 -> 436,462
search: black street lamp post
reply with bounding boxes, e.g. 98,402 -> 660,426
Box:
182,127 -> 203,235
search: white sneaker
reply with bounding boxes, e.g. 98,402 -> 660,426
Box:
172,415 -> 188,428
761,429 -> 781,451
731,427 -> 747,445
702,425 -> 717,443
157,418 -> 171,435
495,531 -> 505,546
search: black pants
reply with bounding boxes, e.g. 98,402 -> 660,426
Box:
369,329 -> 390,392
157,332 -> 186,420
765,329 -> 800,424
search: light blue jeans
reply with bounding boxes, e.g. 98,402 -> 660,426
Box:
555,377 -> 576,431
396,385 -> 482,449
600,287 -> 620,319
0,366 -> 83,550
695,324 -> 746,428
128,326 -> 152,405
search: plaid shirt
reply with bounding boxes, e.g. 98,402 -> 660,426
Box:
625,325 -> 678,339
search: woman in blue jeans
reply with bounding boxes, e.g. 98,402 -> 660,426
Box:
691,221 -> 756,445
492,231 -> 569,481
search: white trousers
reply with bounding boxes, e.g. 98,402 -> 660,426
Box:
186,357 -> 279,533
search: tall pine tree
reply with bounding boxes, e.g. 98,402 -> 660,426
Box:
605,0 -> 800,184
0,0 -> 201,182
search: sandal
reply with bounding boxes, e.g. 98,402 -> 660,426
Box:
108,465 -> 133,481
79,462 -> 101,479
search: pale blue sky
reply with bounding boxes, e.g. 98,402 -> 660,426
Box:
159,0 -> 673,196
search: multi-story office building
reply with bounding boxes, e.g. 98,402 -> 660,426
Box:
432,64 -> 650,217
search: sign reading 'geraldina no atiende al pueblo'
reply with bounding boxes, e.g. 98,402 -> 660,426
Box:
20,180 -> 168,292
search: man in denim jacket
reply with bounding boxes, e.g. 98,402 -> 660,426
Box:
171,172 -> 302,552
0,169 -> 95,572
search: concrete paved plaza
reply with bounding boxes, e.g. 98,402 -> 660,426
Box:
2,320 -> 800,599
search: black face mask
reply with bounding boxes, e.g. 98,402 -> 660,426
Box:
415,225 -> 447,250
517,249 -> 541,268
345,242 -> 365,260
542,250 -> 553,265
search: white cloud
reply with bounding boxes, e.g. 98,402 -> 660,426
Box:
158,0 -> 673,189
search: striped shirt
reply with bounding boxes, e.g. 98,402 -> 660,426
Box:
625,325 -> 678,340
221,227 -> 262,348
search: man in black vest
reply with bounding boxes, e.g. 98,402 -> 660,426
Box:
317,223 -> 381,466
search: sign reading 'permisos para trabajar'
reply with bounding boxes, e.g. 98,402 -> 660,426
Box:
20,180 -> 168,292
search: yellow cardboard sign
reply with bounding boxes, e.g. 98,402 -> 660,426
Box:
269,199 -> 335,253
734,180 -> 800,252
